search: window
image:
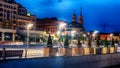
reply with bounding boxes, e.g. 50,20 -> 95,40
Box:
0,4 -> 2,6
14,11 -> 16,14
0,8 -> 3,11
13,21 -> 16,24
0,19 -> 2,21
14,7 -> 16,10
0,13 -> 3,16
4,9 -> 6,12
7,13 -> 10,20
13,16 -> 16,19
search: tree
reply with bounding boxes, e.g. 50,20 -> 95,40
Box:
78,36 -> 81,47
103,37 -> 108,47
47,33 -> 52,47
96,38 -> 99,47
64,34 -> 69,47
111,38 -> 115,47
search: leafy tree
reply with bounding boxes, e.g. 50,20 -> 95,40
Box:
64,34 -> 69,48
111,38 -> 115,47
78,36 -> 81,47
47,33 -> 52,47
103,37 -> 108,47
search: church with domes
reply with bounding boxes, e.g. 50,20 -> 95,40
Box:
67,8 -> 86,35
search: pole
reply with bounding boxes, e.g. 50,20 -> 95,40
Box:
25,28 -> 29,58
27,28 -> 29,46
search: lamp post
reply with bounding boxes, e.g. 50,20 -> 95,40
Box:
25,23 -> 33,58
87,32 -> 91,47
83,34 -> 86,44
110,33 -> 114,46
26,24 -> 33,46
92,30 -> 99,47
110,33 -> 113,40
71,30 -> 76,44
58,22 -> 66,43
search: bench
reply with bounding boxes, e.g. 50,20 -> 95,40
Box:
0,50 -> 23,59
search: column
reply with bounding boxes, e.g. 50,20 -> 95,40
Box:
2,32 -> 4,42
12,33 -> 15,42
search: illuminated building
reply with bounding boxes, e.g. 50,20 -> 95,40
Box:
37,17 -> 58,35
67,8 -> 85,35
0,0 -> 41,43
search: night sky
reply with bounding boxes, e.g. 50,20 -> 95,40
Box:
15,0 -> 120,33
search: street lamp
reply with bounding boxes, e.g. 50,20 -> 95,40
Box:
71,30 -> 76,44
110,33 -> 113,38
83,34 -> 86,44
25,23 -> 33,58
59,22 -> 66,30
26,24 -> 33,45
58,22 -> 66,42
93,30 -> 99,47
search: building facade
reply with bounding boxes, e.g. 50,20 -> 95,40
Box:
37,17 -> 58,35
0,0 -> 36,30
0,0 -> 39,43
67,8 -> 85,35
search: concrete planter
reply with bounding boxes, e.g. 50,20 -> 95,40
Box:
72,48 -> 80,56
84,48 -> 90,55
58,48 -> 65,56
65,48 -> 72,56
79,48 -> 84,55
49,48 -> 58,56
65,48 -> 81,56
109,47 -> 115,53
44,48 -> 49,57
102,47 -> 108,54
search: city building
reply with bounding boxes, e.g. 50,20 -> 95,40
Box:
17,3 -> 36,30
100,33 -> 120,41
0,0 -> 18,29
0,0 -> 42,43
66,8 -> 85,35
37,17 -> 58,35
0,0 -> 36,30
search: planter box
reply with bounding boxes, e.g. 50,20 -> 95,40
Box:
79,48 -> 84,55
102,47 -> 108,54
84,48 -> 90,55
49,48 -> 58,56
72,48 -> 80,56
65,48 -> 72,56
58,48 -> 65,56
44,48 -> 49,57
109,47 -> 115,53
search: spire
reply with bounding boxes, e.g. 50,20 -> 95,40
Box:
80,7 -> 82,16
72,9 -> 77,22
73,9 -> 76,16
78,7 -> 83,24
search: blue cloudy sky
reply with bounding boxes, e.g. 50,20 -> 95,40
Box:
15,0 -> 120,33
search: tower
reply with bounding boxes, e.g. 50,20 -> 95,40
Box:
72,10 -> 77,22
78,8 -> 83,24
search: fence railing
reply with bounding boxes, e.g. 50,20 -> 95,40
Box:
0,45 -> 119,60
